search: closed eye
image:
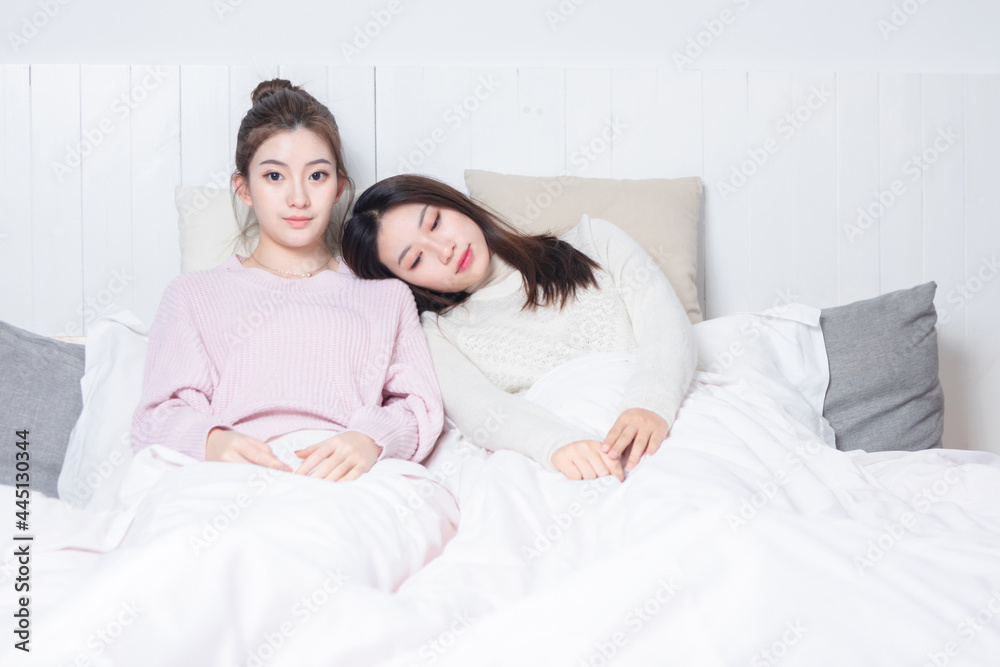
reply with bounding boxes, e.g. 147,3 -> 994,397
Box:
431,212 -> 440,231
410,253 -> 422,270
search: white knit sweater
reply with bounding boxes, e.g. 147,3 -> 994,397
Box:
421,215 -> 696,471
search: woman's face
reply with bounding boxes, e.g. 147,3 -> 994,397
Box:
376,203 -> 492,293
234,128 -> 345,256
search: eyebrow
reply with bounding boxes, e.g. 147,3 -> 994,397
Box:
397,204 -> 430,267
257,158 -> 333,167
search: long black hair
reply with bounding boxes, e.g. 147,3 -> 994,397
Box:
340,174 -> 600,315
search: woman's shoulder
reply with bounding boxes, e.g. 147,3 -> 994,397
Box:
339,266 -> 418,311
163,255 -> 239,297
557,214 -> 631,264
559,214 -> 623,243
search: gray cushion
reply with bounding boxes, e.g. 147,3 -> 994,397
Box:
820,282 -> 944,452
0,320 -> 85,498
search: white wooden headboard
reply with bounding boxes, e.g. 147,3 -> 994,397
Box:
0,65 -> 997,455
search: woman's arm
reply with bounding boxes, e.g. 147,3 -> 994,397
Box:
423,319 -> 604,472
344,284 -> 444,464
586,217 -> 697,461
131,279 -> 233,461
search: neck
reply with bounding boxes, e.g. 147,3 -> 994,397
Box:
249,241 -> 335,278
467,252 -> 517,293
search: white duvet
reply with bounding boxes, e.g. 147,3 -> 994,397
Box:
2,305 -> 1000,666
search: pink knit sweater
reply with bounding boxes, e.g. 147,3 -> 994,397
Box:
131,255 -> 443,463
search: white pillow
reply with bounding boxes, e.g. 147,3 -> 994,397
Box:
58,309 -> 149,510
175,186 -> 255,273
522,304 -> 835,447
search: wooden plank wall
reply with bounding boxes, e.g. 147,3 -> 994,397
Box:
0,65 -> 996,455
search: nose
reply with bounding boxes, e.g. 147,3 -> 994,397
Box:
431,237 -> 454,265
287,176 -> 310,208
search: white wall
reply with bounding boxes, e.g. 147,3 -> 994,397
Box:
1,3 -> 998,456
2,0 -> 999,71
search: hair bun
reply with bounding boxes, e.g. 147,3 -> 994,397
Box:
251,78 -> 299,105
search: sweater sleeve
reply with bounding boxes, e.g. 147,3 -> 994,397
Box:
131,279 -> 230,461
586,217 -> 696,429
346,285 -> 444,464
423,318 -> 599,472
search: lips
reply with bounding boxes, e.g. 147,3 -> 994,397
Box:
457,246 -> 473,273
284,216 -> 311,229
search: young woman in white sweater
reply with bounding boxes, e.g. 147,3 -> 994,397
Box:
340,175 -> 696,481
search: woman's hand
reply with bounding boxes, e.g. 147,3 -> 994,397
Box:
552,440 -> 625,482
602,408 -> 670,473
294,431 -> 382,482
205,427 -> 292,472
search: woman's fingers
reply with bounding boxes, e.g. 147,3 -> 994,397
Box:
624,430 -> 652,472
606,425 -> 637,460
603,409 -> 671,472
294,443 -> 317,458
316,456 -> 353,481
295,447 -> 333,476
606,454 -> 625,482
554,441 -> 628,482
336,464 -> 365,483
602,422 -> 624,454
234,437 -> 290,472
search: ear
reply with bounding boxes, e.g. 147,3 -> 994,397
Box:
233,173 -> 253,207
334,175 -> 348,203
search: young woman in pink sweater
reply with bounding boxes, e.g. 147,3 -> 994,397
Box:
131,80 -> 443,481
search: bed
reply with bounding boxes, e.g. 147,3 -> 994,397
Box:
3,172 -> 999,667
2,66 -> 1000,667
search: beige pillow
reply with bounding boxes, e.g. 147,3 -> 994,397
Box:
175,186 -> 255,273
464,169 -> 703,323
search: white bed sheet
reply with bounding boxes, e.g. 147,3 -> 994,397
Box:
2,305 -> 999,666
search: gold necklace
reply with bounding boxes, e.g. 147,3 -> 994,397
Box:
248,253 -> 330,278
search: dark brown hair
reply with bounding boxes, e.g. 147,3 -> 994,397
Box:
232,78 -> 355,254
340,174 -> 600,314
